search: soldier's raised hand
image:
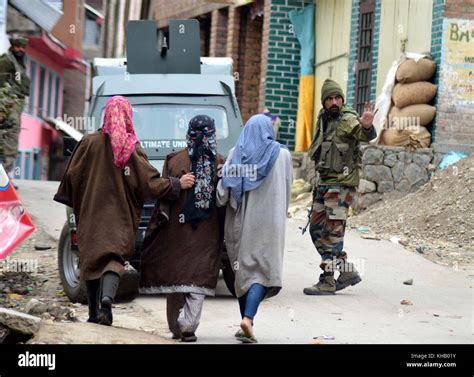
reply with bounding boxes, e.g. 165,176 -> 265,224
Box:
357,102 -> 377,129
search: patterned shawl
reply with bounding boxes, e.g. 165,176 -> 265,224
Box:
101,96 -> 139,170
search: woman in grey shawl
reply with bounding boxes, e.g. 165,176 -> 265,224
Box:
217,114 -> 293,343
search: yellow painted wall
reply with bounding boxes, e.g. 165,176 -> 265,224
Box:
313,0 -> 353,121
376,0 -> 433,95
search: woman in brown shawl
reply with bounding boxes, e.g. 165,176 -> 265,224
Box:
53,96 -> 195,326
139,115 -> 225,342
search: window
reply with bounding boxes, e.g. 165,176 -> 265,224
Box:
54,75 -> 61,118
84,17 -> 101,46
38,66 -> 46,118
28,60 -> 37,115
354,0 -> 375,116
47,71 -> 54,117
100,104 -> 230,145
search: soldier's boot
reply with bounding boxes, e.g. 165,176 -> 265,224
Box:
336,254 -> 362,291
304,259 -> 336,295
303,272 -> 336,295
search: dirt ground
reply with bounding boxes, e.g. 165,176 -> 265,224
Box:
0,217 -> 171,344
348,156 -> 474,271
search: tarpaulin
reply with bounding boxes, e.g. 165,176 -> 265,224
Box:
0,164 -> 35,259
289,4 -> 315,152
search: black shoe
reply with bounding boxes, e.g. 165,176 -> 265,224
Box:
181,332 -> 197,342
87,316 -> 100,324
86,279 -> 100,323
98,296 -> 113,326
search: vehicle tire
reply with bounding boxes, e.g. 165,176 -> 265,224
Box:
58,222 -> 87,304
222,256 -> 236,297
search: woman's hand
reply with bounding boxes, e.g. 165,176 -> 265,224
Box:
180,172 -> 195,189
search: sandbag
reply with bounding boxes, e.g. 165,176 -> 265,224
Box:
379,126 -> 431,149
388,104 -> 436,127
392,82 -> 437,108
396,58 -> 436,83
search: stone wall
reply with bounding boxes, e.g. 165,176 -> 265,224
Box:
356,145 -> 443,209
298,145 -> 445,210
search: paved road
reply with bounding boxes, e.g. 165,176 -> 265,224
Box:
17,179 -> 473,344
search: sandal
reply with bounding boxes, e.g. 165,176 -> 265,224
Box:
181,332 -> 197,342
235,329 -> 245,338
236,333 -> 258,344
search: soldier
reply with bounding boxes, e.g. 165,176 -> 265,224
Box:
0,36 -> 31,185
303,78 -> 377,296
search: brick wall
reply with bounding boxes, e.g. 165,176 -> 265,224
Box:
226,6 -> 241,69
262,0 -> 302,150
209,8 -> 228,57
151,0 -> 305,150
432,0 -> 474,154
429,0 -> 445,143
62,69 -> 86,119
444,0 -> 474,18
235,7 -> 264,123
154,0 -> 226,28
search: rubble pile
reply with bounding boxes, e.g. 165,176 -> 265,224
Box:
349,155 -> 474,268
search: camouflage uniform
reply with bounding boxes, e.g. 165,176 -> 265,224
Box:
0,84 -> 23,172
304,79 -> 376,295
0,39 -> 30,174
309,185 -> 355,261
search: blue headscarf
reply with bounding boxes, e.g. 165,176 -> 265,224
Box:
222,114 -> 285,204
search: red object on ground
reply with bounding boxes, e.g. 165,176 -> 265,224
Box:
0,164 -> 36,259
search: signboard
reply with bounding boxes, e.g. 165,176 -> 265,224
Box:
440,18 -> 474,107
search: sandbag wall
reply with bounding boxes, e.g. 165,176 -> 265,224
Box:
379,56 -> 437,149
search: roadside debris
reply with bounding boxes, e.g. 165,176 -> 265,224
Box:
360,234 -> 381,240
34,242 -> 52,251
400,300 -> 413,305
416,245 -> 426,254
390,236 -> 400,244
313,335 -> 335,340
25,299 -> 77,322
403,279 -> 414,285
0,308 -> 41,342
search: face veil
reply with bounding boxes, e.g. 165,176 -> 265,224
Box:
180,115 -> 218,229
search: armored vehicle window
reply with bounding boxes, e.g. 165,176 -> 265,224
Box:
100,104 -> 229,146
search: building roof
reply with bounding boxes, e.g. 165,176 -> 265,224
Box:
8,0 -> 63,33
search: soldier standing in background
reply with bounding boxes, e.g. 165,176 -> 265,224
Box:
304,78 -> 377,296
0,36 -> 31,187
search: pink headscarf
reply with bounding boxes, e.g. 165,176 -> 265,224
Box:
101,96 -> 139,170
